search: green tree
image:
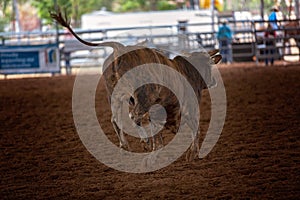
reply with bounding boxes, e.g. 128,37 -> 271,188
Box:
31,0 -> 113,27
0,0 -> 10,13
0,0 -> 10,31
0,0 -> 27,32
157,0 -> 177,10
114,0 -> 177,12
116,0 -> 141,12
1,0 -> 28,16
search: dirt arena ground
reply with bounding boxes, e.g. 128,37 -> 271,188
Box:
1,62 -> 299,199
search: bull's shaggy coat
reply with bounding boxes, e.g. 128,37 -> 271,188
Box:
51,9 -> 221,160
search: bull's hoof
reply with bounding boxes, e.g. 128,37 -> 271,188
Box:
140,139 -> 152,152
185,145 -> 199,161
119,143 -> 131,151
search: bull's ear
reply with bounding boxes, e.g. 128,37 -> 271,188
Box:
129,96 -> 135,106
211,54 -> 222,64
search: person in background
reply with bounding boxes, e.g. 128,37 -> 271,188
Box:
268,5 -> 280,30
264,23 -> 277,66
217,19 -> 233,64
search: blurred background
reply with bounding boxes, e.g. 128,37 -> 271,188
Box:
0,0 -> 298,34
0,0 -> 299,76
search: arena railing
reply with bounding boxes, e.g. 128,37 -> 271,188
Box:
1,18 -> 299,75
253,18 -> 300,65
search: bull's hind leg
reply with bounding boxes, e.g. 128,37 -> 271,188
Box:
111,117 -> 130,150
152,134 -> 164,151
185,117 -> 200,161
157,132 -> 164,148
150,121 -> 164,151
185,129 -> 200,161
137,125 -> 152,151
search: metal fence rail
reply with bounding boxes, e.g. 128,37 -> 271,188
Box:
253,19 -> 300,64
1,18 -> 299,74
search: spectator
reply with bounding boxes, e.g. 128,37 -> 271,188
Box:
264,23 -> 277,66
269,5 -> 279,30
217,19 -> 233,64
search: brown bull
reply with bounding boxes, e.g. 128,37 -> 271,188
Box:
126,50 -> 221,160
51,9 -> 221,160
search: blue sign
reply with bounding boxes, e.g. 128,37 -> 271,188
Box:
0,44 -> 60,75
0,51 -> 39,69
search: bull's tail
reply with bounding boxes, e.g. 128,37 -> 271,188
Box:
50,7 -> 123,50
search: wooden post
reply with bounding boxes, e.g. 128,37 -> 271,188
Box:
54,0 -> 61,74
12,0 -> 20,32
211,0 -> 216,35
295,0 -> 300,18
260,0 -> 265,20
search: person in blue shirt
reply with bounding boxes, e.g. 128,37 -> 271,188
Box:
217,19 -> 233,64
269,6 -> 279,30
